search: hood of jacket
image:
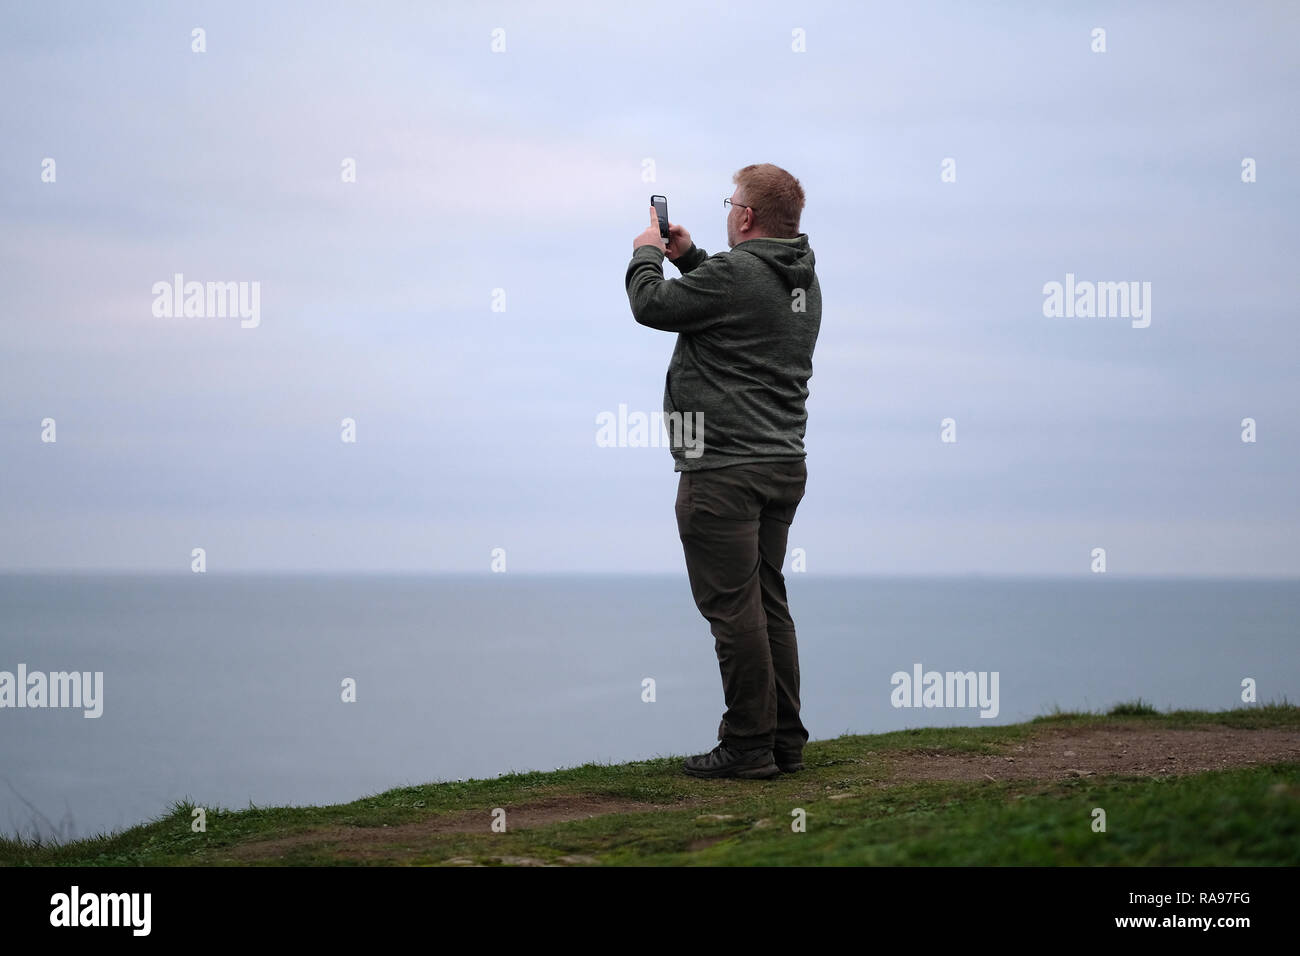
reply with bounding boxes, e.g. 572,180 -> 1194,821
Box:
732,234 -> 816,291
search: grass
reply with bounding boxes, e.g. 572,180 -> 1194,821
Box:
3,700 -> 1296,866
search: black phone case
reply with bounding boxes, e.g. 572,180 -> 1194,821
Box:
651,196 -> 669,239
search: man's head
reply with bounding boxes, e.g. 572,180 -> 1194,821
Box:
726,163 -> 806,248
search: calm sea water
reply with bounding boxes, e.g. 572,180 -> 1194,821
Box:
1,573 -> 1296,841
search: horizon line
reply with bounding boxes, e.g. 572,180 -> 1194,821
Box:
1,569 -> 1297,582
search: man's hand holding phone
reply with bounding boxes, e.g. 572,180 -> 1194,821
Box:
633,205 -> 667,253
664,223 -> 692,261
633,202 -> 692,261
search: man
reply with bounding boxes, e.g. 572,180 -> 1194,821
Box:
624,163 -> 822,780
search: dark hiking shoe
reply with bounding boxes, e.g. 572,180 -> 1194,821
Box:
683,743 -> 779,779
774,750 -> 804,773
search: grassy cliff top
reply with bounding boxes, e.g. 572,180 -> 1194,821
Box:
4,700 -> 1297,866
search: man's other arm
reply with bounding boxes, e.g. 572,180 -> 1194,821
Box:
670,242 -> 707,274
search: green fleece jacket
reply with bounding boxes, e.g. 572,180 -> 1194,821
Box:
625,234 -> 822,472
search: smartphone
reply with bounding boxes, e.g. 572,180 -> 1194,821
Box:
651,195 -> 670,240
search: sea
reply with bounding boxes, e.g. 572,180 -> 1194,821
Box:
1,572 -> 1296,842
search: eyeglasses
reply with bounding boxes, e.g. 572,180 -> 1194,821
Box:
723,198 -> 754,212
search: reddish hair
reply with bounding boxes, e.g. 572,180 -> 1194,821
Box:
733,163 -> 806,237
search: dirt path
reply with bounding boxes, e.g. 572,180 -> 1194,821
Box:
225,723 -> 1299,862
880,724 -> 1300,783
225,794 -> 677,862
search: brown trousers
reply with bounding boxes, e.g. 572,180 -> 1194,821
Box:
675,459 -> 810,754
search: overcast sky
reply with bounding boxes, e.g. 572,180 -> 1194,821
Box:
2,1 -> 1297,575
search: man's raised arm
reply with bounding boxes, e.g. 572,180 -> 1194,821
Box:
624,243 -> 734,334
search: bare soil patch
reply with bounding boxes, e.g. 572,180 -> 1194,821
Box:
880,724 -> 1300,783
226,794 -> 679,862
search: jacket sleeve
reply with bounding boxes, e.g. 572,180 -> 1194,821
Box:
670,242 -> 708,274
625,243 -> 734,334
